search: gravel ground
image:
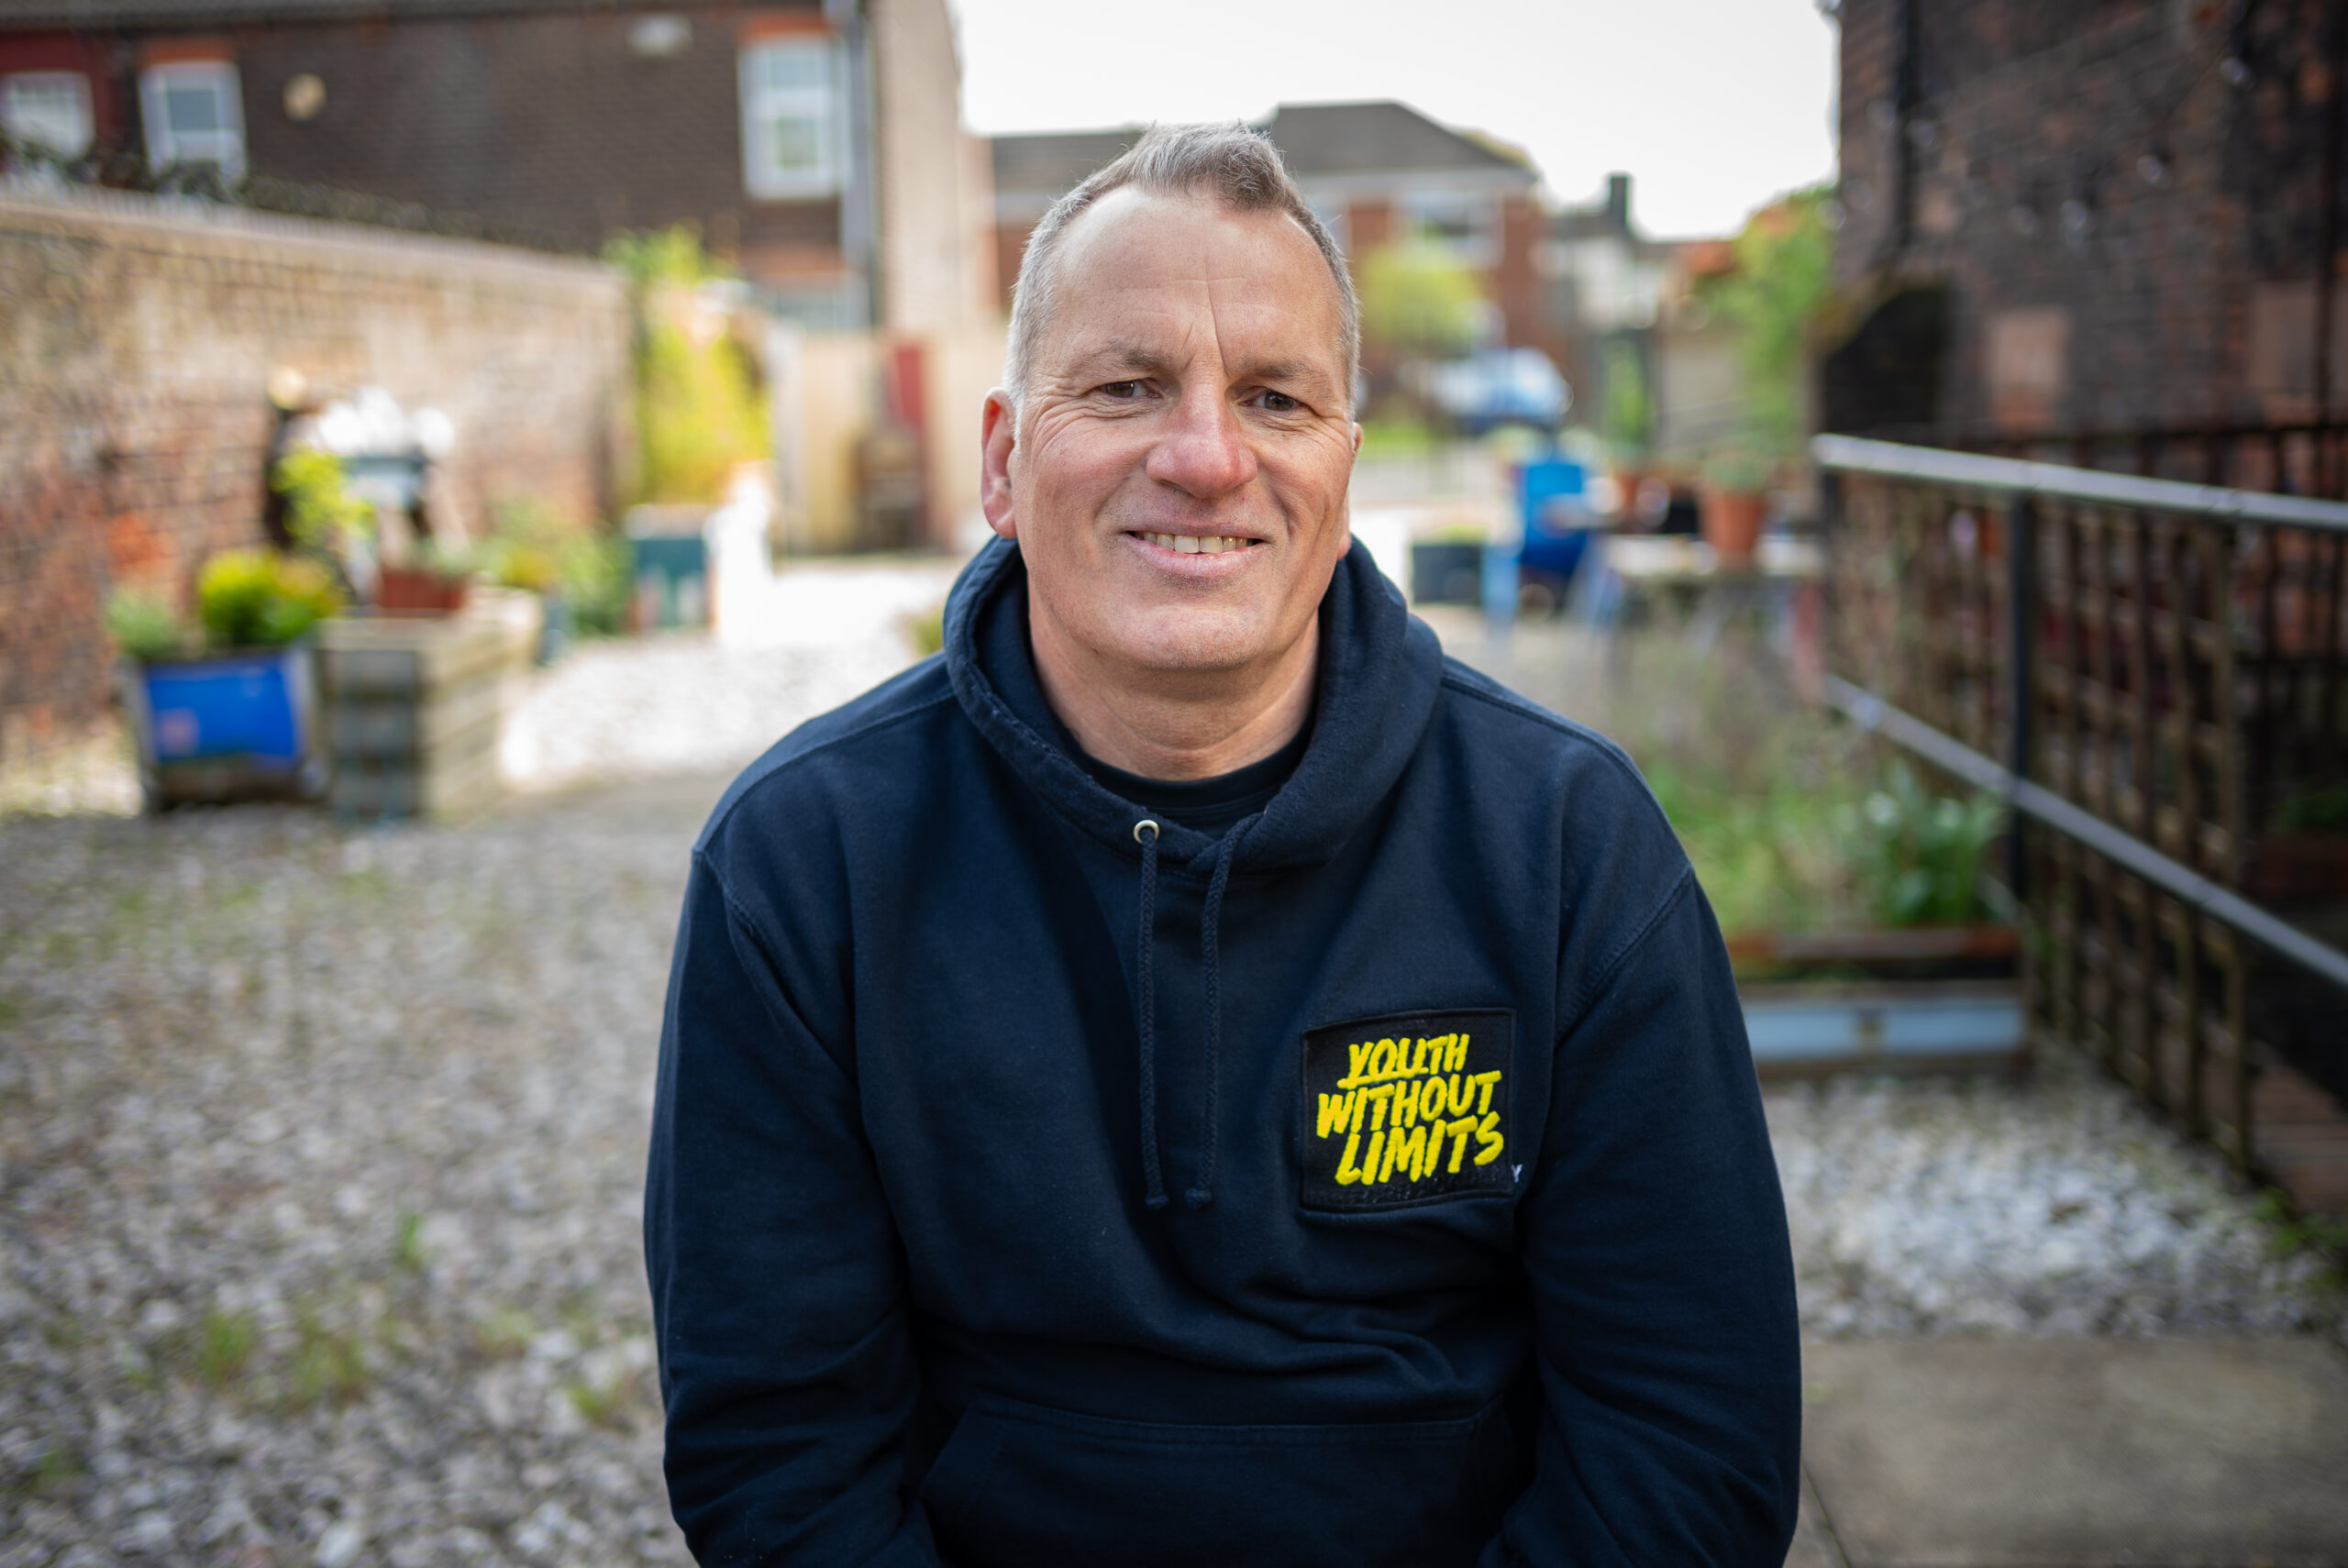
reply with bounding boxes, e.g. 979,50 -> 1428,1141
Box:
1,580 -> 2337,1565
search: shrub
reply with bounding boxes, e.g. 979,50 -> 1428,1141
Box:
104,589 -> 190,661
196,550 -> 344,649
609,226 -> 770,504
271,448 -> 373,557
1840,760 -> 2003,926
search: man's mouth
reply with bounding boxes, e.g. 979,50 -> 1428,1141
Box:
1132,532 -> 1260,555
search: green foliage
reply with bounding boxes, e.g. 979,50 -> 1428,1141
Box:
1600,339 -> 1653,458
1838,760 -> 2003,926
1650,762 -> 1866,935
271,448 -> 373,555
2271,785 -> 2348,835
1358,242 -> 1485,362
195,550 -> 343,650
104,588 -> 191,661
1357,418 -> 1441,459
194,1306 -> 260,1388
611,225 -> 770,505
393,1209 -> 427,1275
905,602 -> 945,658
1708,186 -> 1835,463
287,1306 -> 371,1409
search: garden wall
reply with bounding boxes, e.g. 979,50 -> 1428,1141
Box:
0,184 -> 631,762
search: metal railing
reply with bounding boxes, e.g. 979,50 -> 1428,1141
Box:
1814,434 -> 2348,1174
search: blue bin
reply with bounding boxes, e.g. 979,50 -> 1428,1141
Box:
127,645 -> 320,806
1517,457 -> 1596,583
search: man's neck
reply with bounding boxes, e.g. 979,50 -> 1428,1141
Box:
1026,592 -> 1318,782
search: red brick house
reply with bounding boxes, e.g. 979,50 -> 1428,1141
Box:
0,0 -> 994,333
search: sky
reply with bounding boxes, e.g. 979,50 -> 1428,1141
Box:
951,0 -> 1841,240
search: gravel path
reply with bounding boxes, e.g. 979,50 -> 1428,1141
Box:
1,583 -> 2336,1566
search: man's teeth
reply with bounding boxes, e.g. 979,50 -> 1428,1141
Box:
1140,533 -> 1253,555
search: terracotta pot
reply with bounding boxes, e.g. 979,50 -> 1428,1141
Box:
376,567 -> 469,614
1701,489 -> 1767,560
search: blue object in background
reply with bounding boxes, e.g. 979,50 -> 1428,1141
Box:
1518,456 -> 1596,581
629,529 -> 710,630
141,655 -> 305,764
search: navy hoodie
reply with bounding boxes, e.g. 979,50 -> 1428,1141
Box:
645,536 -> 1800,1567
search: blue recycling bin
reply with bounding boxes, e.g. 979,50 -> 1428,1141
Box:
1517,456 -> 1597,583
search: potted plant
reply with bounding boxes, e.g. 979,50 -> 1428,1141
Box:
109,549 -> 342,810
1700,447 -> 1772,561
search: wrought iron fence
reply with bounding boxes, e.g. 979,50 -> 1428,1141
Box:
1815,435 -> 2348,1177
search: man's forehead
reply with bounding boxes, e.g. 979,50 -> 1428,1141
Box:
1042,190 -> 1346,373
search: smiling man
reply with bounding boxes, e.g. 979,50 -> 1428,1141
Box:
645,125 -> 1800,1568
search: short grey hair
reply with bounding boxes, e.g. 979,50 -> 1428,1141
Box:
1003,122 -> 1360,424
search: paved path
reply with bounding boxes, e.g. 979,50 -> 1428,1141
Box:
1790,1337 -> 2348,1567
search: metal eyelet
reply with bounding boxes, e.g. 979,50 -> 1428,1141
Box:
1133,819 -> 1160,844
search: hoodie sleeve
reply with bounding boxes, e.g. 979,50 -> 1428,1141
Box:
644,852 -> 943,1567
1483,867 -> 1803,1567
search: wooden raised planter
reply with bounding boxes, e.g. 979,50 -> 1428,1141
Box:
314,588 -> 538,820
1728,923 -> 2025,1078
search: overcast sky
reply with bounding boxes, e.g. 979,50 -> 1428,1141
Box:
950,0 -> 1841,240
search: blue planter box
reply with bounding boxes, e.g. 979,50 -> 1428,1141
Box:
122,646 -> 323,809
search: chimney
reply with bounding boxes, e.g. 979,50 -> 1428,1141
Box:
1606,172 -> 1632,233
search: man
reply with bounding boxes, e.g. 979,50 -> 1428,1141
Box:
646,124 -> 1800,1567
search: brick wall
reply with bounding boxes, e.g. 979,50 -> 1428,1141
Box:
1833,0 -> 2337,437
0,184 -> 629,760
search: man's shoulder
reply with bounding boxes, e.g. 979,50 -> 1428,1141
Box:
695,655 -> 959,857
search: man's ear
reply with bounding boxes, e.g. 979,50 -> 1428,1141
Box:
980,390 -> 1018,541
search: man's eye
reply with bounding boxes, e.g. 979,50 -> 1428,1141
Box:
1257,391 -> 1301,413
1100,381 -> 1146,399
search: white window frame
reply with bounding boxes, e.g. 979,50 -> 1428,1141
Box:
139,60 -> 246,180
2,71 -> 94,160
738,36 -> 844,201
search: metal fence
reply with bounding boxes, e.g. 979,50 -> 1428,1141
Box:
1814,435 -> 2348,1176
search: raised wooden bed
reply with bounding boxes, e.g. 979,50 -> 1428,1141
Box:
314,589 -> 537,820
1728,923 -> 2026,1078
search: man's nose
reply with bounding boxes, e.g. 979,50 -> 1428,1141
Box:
1144,388 -> 1257,500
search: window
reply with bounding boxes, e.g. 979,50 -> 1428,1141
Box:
1403,190 -> 1497,266
739,37 -> 844,199
2,72 -> 94,160
139,60 -> 246,179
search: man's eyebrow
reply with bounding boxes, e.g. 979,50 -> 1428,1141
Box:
1239,359 -> 1337,391
1065,346 -> 1179,380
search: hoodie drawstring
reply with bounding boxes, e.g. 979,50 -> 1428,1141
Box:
1189,820 -> 1250,1209
1133,819 -> 1169,1210
1132,815 -> 1254,1213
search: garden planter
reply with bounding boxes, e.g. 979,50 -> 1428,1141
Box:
121,645 -> 325,810
315,588 -> 539,819
1727,923 -> 2025,1078
1701,489 -> 1767,560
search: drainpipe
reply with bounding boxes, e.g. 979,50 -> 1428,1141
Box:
1890,0 -> 1921,259
826,0 -> 878,329
2315,0 -> 2345,491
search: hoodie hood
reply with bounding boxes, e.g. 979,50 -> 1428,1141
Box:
940,534 -> 1446,873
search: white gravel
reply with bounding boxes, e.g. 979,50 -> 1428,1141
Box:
1,574 -> 2336,1564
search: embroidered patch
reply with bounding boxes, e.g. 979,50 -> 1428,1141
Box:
1300,1010 -> 1514,1210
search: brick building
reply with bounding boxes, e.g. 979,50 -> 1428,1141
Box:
988,101 -> 1547,358
0,0 -> 994,333
1826,0 -> 2342,473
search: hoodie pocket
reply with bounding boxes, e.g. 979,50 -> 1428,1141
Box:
917,1393 -> 1519,1568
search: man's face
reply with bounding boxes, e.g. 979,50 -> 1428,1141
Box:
981,188 -> 1359,682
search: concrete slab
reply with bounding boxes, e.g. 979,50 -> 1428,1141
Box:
1801,1338 -> 2348,1566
